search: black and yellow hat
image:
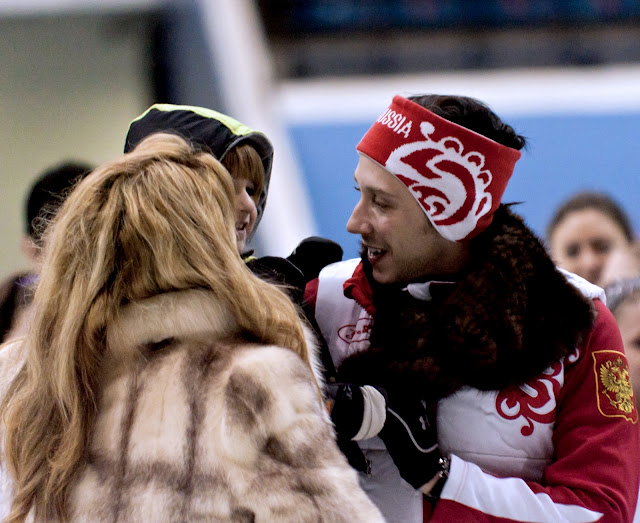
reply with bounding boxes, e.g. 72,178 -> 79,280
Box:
124,103 -> 274,232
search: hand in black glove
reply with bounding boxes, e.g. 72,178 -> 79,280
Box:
287,236 -> 343,283
325,382 -> 442,490
326,383 -> 365,440
246,256 -> 306,303
246,237 -> 342,304
378,391 -> 442,490
325,382 -> 386,473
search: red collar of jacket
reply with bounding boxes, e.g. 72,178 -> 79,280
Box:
343,262 -> 375,315
343,262 -> 457,316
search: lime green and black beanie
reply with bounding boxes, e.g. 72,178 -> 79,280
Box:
124,104 -> 274,234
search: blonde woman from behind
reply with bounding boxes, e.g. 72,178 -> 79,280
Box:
0,133 -> 384,522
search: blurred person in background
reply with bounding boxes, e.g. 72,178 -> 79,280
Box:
125,104 -> 343,306
0,161 -> 93,343
546,191 -> 636,287
602,243 -> 640,523
305,94 -> 640,521
604,242 -> 640,399
600,240 -> 640,289
0,133 -> 383,522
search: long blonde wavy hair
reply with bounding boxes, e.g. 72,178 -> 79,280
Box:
1,133 -> 312,521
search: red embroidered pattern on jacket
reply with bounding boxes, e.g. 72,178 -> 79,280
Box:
337,317 -> 373,343
495,361 -> 563,436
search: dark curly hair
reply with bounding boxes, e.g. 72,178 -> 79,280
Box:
408,94 -> 526,151
25,161 -> 94,244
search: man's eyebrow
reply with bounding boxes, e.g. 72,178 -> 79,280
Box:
362,185 -> 397,200
353,175 -> 398,199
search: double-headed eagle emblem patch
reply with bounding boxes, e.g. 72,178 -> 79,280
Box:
594,350 -> 638,423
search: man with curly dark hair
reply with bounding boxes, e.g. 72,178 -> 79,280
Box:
306,94 -> 640,522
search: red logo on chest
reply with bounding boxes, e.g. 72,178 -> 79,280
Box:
337,318 -> 373,343
495,361 -> 563,436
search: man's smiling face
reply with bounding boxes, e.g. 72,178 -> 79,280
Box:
347,155 -> 469,285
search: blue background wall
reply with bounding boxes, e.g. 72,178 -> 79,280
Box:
288,112 -> 640,260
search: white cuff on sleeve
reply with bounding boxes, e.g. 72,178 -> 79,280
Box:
352,385 -> 387,440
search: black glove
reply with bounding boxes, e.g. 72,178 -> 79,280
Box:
326,382 -> 442,489
287,236 -> 343,283
378,391 -> 441,490
246,256 -> 306,303
247,237 -> 342,304
326,383 -> 366,440
325,382 -> 383,474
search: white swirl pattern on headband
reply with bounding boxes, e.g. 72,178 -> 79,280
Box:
386,121 -> 494,242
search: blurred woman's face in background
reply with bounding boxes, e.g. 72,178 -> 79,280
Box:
549,208 -> 630,286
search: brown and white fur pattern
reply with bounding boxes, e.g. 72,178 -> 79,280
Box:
0,289 -> 384,522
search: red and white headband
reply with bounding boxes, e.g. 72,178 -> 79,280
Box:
357,95 -> 521,241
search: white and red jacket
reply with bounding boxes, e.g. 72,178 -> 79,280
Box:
306,259 -> 640,523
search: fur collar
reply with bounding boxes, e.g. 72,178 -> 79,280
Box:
105,288 -> 325,388
106,289 -> 238,362
337,206 -> 596,400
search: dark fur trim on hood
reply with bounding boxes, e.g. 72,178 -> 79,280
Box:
337,205 -> 595,400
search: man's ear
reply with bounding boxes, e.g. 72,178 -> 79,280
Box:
21,236 -> 40,263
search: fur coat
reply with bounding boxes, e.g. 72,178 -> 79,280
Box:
0,289 -> 384,522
